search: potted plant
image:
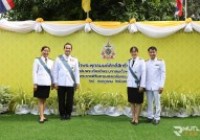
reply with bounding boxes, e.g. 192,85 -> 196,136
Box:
99,92 -> 126,117
74,90 -> 96,116
10,87 -> 31,114
0,85 -> 12,114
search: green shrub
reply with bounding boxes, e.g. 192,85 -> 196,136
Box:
0,85 -> 12,105
0,85 -> 13,113
9,87 -> 31,112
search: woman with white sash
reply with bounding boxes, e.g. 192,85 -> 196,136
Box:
33,46 -> 53,123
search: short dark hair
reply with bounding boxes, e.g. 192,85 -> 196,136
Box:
130,46 -> 138,53
64,42 -> 73,49
41,46 -> 50,52
148,46 -> 157,52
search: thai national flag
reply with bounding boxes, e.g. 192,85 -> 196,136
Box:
0,0 -> 15,13
175,0 -> 183,17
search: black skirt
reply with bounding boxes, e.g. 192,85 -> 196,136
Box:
34,86 -> 50,99
127,87 -> 144,104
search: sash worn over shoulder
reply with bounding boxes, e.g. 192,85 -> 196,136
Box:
37,57 -> 53,83
59,55 -> 76,86
128,59 -> 140,87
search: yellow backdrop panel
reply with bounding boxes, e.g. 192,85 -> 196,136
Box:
0,30 -> 200,94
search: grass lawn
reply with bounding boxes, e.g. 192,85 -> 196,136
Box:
0,114 -> 199,140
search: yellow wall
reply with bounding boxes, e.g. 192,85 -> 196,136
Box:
0,30 -> 200,94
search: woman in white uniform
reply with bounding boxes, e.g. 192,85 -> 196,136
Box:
33,46 -> 53,123
127,46 -> 146,125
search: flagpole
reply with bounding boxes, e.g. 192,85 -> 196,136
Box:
185,0 -> 188,19
87,12 -> 89,18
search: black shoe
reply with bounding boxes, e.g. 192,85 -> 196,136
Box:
44,118 -> 48,121
146,118 -> 153,123
39,119 -> 45,123
65,115 -> 71,120
153,119 -> 160,125
60,115 -> 66,120
130,120 -> 135,124
134,122 -> 139,125
130,120 -> 138,125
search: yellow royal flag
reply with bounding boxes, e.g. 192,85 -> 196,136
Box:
82,0 -> 91,12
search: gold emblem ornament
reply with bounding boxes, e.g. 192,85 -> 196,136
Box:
101,41 -> 115,59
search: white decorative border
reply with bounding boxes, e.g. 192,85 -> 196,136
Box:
0,19 -> 200,38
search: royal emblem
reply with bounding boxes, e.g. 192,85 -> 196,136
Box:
101,41 -> 115,59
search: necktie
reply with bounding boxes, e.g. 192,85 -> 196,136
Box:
132,59 -> 135,67
45,58 -> 47,64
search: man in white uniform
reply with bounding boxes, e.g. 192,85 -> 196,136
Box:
53,42 -> 80,120
146,46 -> 166,125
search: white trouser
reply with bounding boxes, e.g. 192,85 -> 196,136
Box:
146,90 -> 161,120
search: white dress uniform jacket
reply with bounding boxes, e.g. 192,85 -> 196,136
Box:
53,55 -> 80,87
146,58 -> 166,91
127,57 -> 146,88
33,56 -> 54,86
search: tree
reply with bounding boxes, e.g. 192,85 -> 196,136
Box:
2,0 -> 200,21
5,0 -> 84,21
187,0 -> 200,20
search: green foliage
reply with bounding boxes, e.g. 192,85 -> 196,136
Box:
0,85 -> 12,105
74,90 -> 97,115
46,95 -> 59,114
3,0 -> 200,21
187,0 -> 200,20
142,0 -> 175,21
162,91 -> 200,116
9,87 -> 31,112
74,90 -> 200,116
1,84 -> 200,116
74,90 -> 128,115
6,0 -> 84,21
99,92 -> 127,107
